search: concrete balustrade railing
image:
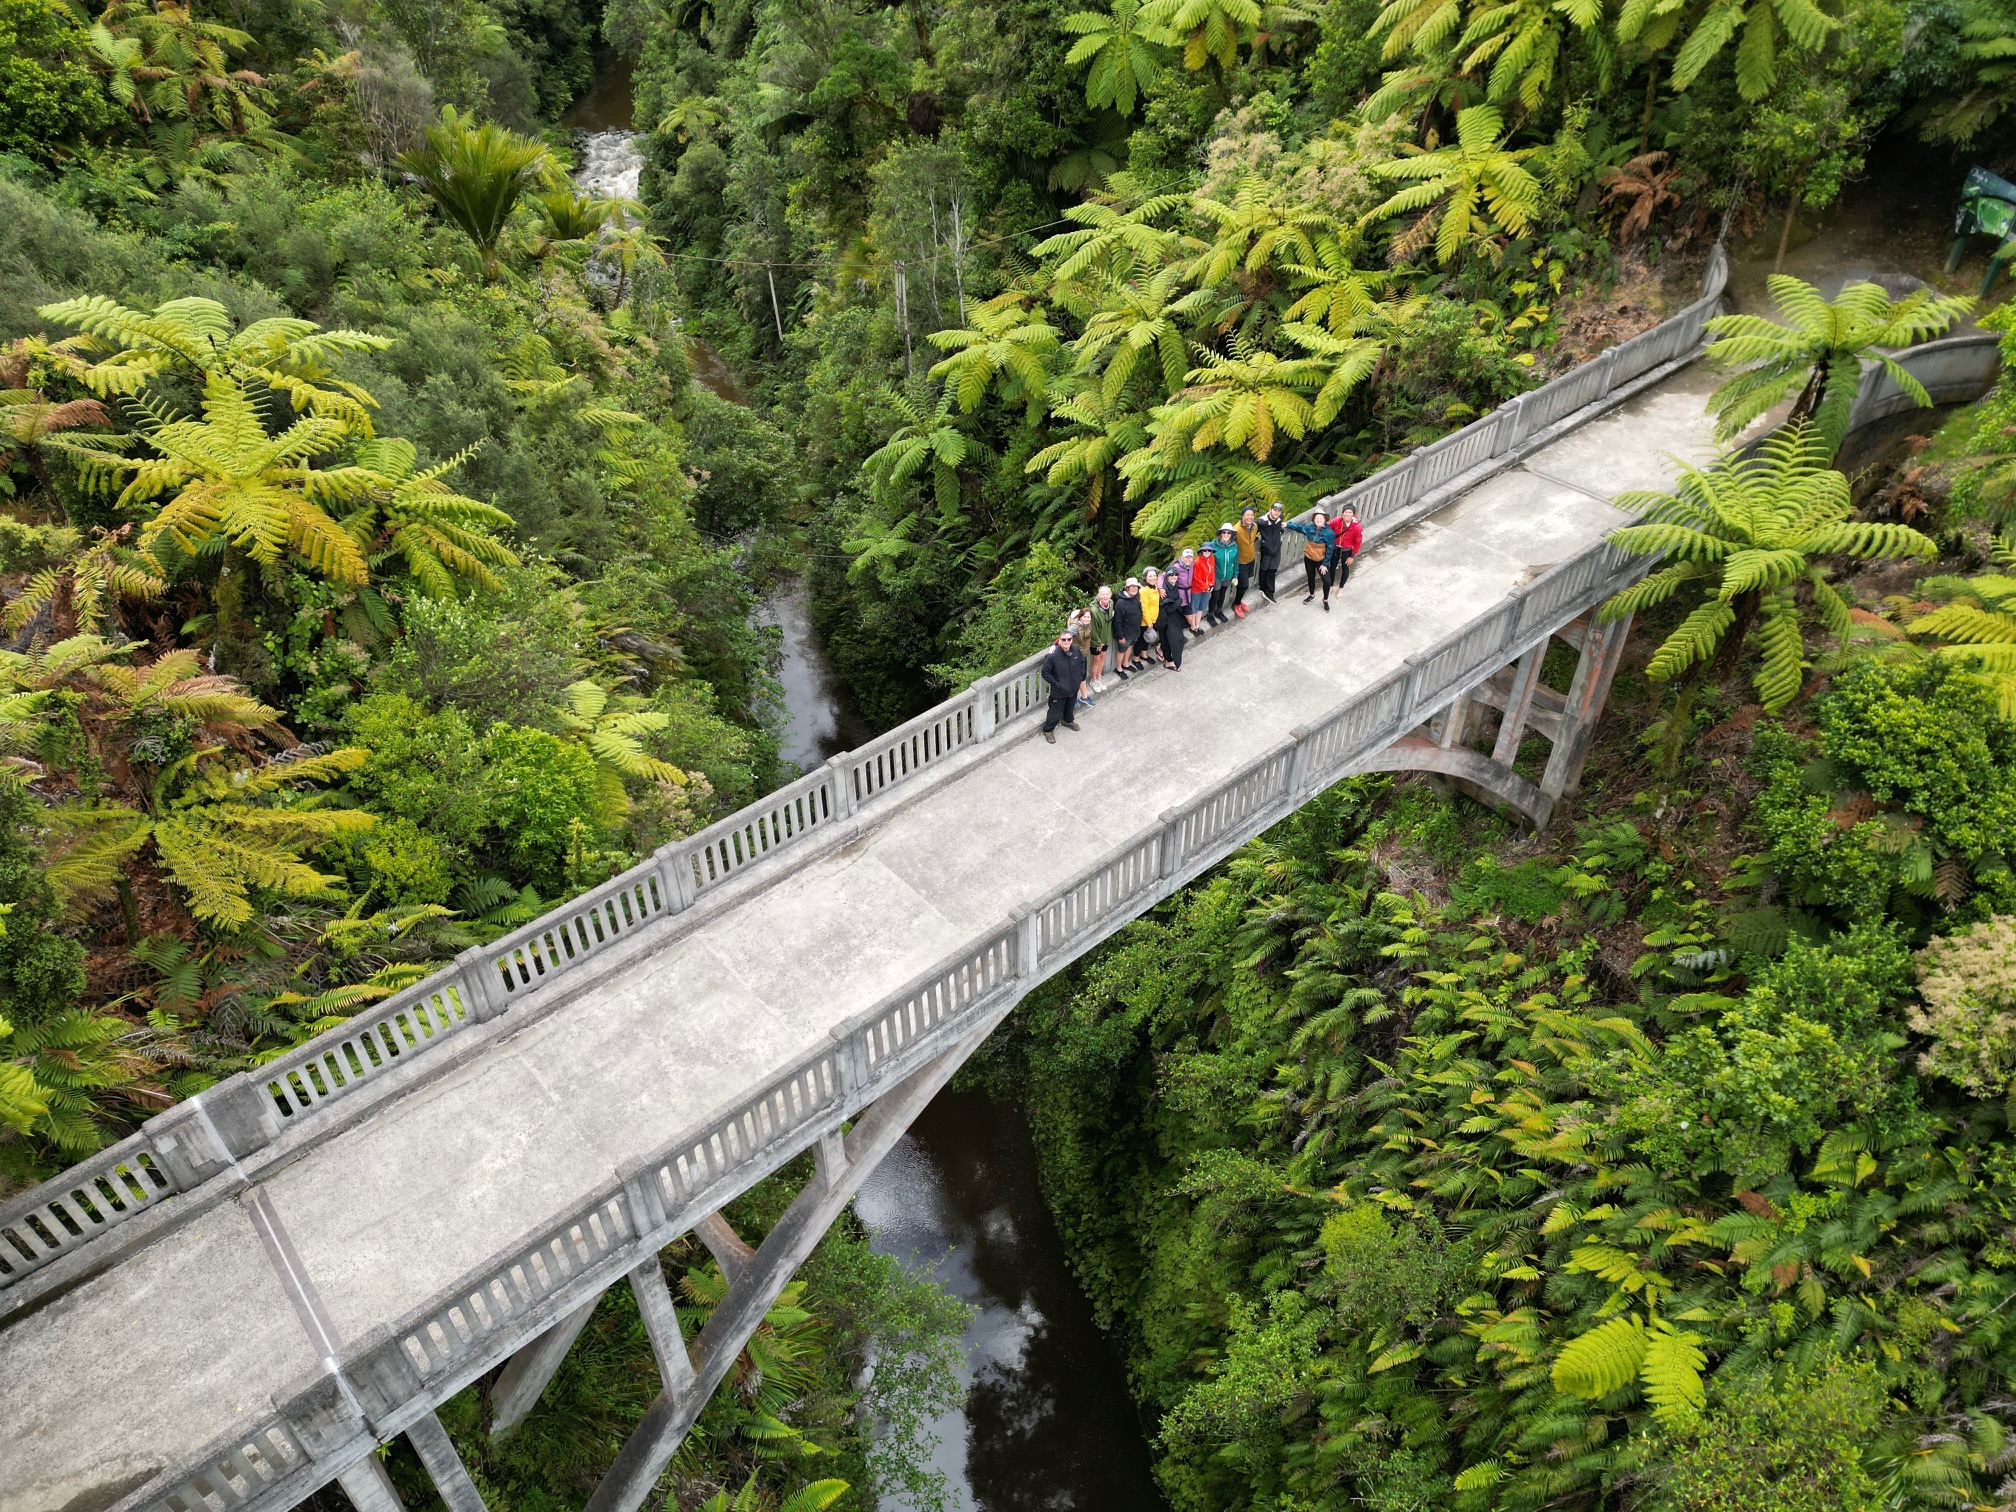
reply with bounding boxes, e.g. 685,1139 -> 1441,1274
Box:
1847,330 -> 2002,429
0,245 -> 1738,1301
124,525 -> 1658,1512
1311,244 -> 1730,529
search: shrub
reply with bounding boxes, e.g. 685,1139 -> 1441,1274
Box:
1910,915 -> 2016,1095
1652,1355 -> 1886,1512
0,0 -> 115,161
375,573 -> 587,729
481,725 -> 604,890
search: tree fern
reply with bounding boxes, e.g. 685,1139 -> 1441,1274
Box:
1703,275 -> 1973,446
37,294 -> 389,428
1602,426 -> 1934,710
1906,538 -> 2016,715
1552,1315 -> 1648,1398
1363,105 -> 1542,266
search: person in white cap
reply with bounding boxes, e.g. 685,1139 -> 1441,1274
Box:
1111,577 -> 1143,678
1088,585 -> 1114,692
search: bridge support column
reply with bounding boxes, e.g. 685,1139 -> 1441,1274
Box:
337,1456 -> 404,1512
489,1295 -> 600,1440
1491,645 -> 1547,765
1540,611 -> 1631,803
406,1411 -> 489,1512
629,1255 -> 698,1395
696,1211 -> 757,1281
584,1029 -> 987,1512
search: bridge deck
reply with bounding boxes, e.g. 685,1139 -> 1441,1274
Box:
1,364 -> 1720,1512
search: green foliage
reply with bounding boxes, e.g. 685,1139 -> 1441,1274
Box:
1703,274 -> 1973,447
0,0 -> 117,159
395,106 -> 552,281
1750,659 -> 2016,929
1365,105 -> 1541,265
1603,426 -> 1934,712
1005,761 -> 2016,1511
1063,0 -> 1165,113
1906,534 -> 2016,717
481,723 -> 606,890
1650,1355 -> 1887,1512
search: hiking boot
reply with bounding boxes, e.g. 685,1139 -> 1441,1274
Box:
1044,729 -> 1056,743
1063,720 -> 1080,732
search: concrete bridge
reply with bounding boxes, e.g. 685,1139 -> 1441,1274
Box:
2,248 -> 1984,1512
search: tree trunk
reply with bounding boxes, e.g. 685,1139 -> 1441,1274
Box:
1640,65 -> 1659,153
1774,193 -> 1799,272
115,875 -> 142,945
1713,588 -> 1761,683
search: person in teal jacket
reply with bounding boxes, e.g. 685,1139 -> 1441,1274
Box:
1205,523 -> 1240,626
1286,511 -> 1340,610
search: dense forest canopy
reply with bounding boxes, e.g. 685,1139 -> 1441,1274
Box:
6,0 -> 2016,1500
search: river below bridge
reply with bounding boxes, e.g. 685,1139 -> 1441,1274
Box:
767,553 -> 1165,1512
563,51 -> 1167,1512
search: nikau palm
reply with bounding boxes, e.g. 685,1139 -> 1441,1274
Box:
396,108 -> 553,281
1702,274 -> 1974,445
1601,426 -> 1935,711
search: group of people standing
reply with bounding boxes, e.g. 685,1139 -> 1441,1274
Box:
1037,502 -> 1365,742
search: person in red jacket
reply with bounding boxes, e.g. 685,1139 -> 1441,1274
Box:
1330,506 -> 1363,593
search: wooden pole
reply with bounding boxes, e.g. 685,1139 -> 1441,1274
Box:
894,259 -> 913,378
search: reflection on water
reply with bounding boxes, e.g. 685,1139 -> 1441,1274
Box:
759,580 -> 870,772
561,48 -> 636,131
853,1091 -> 1167,1512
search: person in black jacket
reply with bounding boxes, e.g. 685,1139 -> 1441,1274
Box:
1041,629 -> 1087,743
1159,564 -> 1188,670
1255,503 -> 1286,602
1111,577 -> 1144,679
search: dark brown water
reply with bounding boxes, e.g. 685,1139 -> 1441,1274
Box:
853,1092 -> 1168,1512
762,580 -> 872,770
561,48 -> 636,131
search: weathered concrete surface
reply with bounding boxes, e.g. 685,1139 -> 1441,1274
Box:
0,367 -> 1721,1512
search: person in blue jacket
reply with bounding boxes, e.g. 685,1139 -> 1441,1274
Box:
1286,510 -> 1340,610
